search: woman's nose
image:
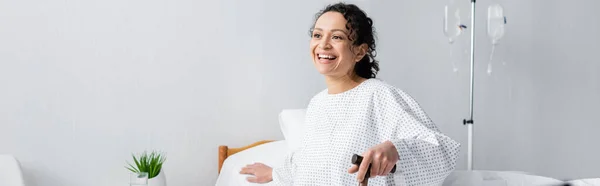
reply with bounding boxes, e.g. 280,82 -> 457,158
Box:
318,40 -> 331,49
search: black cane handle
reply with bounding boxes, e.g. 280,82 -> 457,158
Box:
351,154 -> 397,175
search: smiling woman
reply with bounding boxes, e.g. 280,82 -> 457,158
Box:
308,3 -> 379,81
238,2 -> 460,186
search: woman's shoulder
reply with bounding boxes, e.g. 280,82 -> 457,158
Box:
364,78 -> 407,95
311,88 -> 329,99
364,78 -> 419,106
305,88 -> 329,106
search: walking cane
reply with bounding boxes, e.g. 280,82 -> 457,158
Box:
351,154 -> 397,186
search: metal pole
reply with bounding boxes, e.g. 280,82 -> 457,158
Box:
466,0 -> 476,171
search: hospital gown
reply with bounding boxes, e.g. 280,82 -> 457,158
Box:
271,78 -> 461,186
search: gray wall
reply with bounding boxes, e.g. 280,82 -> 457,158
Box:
0,0 -> 598,186
472,0 -> 600,180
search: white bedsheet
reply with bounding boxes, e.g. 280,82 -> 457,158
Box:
442,170 -> 564,186
567,178 -> 600,186
215,140 -> 287,186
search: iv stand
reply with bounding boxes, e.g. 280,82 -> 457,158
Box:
463,0 -> 476,171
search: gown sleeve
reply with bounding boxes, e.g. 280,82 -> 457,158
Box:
375,87 -> 461,186
271,150 -> 297,185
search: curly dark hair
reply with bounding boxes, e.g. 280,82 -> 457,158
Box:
310,3 -> 379,79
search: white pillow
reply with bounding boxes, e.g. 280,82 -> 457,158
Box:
215,140 -> 289,186
278,109 -> 307,152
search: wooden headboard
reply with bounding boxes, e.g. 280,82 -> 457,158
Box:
218,140 -> 275,174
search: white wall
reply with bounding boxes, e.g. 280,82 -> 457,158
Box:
1,0 -> 598,185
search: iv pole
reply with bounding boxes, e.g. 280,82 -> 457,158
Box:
463,0 -> 476,171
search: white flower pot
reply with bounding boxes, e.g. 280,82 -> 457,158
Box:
148,170 -> 167,186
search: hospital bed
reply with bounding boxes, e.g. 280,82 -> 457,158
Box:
215,109 -> 598,186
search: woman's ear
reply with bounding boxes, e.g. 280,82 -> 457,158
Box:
354,43 -> 368,62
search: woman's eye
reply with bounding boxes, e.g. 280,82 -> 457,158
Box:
332,35 -> 343,40
312,33 -> 321,38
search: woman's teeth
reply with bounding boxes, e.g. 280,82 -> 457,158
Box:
318,54 -> 337,60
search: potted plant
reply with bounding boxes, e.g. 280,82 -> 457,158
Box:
126,151 -> 167,186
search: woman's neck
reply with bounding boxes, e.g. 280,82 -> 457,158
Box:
325,74 -> 367,94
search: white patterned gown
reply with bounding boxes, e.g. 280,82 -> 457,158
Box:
271,78 -> 461,186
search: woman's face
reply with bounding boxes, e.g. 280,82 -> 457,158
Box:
310,11 -> 365,78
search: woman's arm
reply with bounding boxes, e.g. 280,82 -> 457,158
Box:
390,123 -> 460,185
375,86 -> 461,185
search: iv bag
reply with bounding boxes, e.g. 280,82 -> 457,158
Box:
487,4 -> 505,45
486,4 -> 506,75
443,0 -> 465,73
443,0 -> 464,44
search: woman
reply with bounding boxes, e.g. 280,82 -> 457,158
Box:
240,3 -> 460,185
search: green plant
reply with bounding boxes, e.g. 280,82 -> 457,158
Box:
126,151 -> 166,179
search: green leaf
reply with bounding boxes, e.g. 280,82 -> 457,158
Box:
133,154 -> 141,170
125,150 -> 166,178
125,165 -> 138,173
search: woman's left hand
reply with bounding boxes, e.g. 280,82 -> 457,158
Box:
347,140 -> 399,182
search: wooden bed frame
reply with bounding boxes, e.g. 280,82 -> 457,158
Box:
218,140 -> 275,174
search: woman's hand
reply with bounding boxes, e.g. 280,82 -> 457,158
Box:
348,140 -> 399,182
239,162 -> 273,183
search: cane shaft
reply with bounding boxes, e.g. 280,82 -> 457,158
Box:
360,178 -> 368,186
